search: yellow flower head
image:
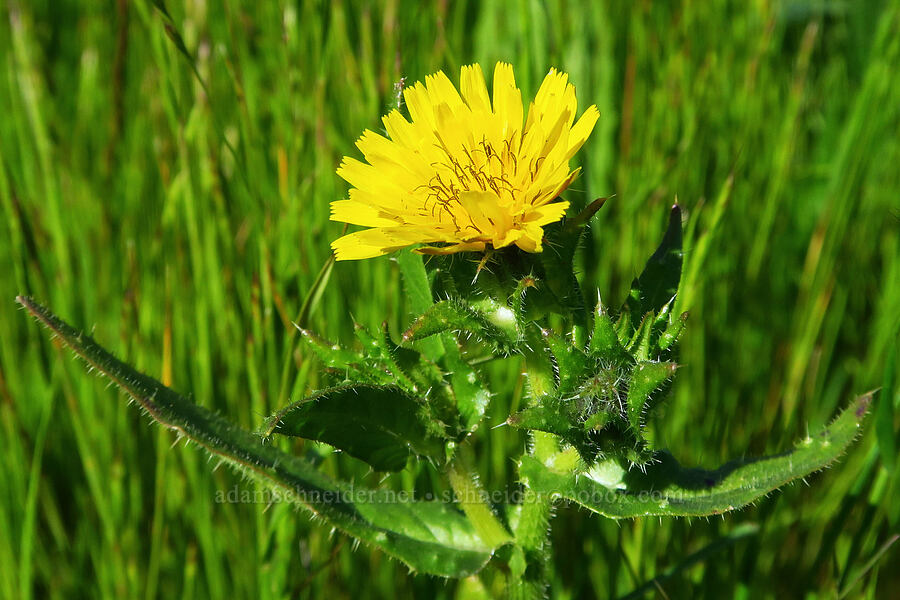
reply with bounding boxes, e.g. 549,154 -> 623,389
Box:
331,62 -> 599,260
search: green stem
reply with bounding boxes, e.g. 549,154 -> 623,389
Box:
515,489 -> 552,552
509,432 -> 558,599
506,488 -> 553,600
447,458 -> 512,549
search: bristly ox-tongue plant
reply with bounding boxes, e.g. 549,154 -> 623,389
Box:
18,62 -> 871,599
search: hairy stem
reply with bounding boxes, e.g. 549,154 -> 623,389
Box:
447,457 -> 512,549
509,432 -> 557,599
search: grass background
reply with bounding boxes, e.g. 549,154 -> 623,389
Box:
2,0 -> 899,597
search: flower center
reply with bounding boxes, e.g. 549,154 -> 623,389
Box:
434,139 -> 516,198
416,135 -> 541,236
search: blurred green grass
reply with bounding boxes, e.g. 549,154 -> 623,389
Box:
1,0 -> 898,598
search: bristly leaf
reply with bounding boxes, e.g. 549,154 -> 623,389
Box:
508,399 -> 576,438
297,327 -> 363,370
626,312 -> 656,362
621,205 -> 683,333
16,296 -> 494,577
588,300 -> 630,363
402,299 -> 520,355
658,310 -> 689,352
442,343 -> 492,431
543,328 -> 590,396
507,400 -> 598,465
520,393 -> 872,518
353,324 -> 418,390
539,219 -> 588,327
266,384 -> 447,472
625,361 -> 678,432
299,327 -> 395,386
396,249 -> 436,315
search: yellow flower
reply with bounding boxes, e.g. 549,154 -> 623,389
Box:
331,62 -> 599,260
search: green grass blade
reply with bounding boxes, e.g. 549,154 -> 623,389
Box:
617,522 -> 760,600
16,296 -> 493,577
875,340 -> 897,473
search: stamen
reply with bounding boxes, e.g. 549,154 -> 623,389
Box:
420,137 -> 526,231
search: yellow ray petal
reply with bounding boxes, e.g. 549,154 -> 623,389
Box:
332,226 -> 439,260
382,110 -> 419,149
525,200 -> 570,226
492,62 -> 523,139
355,129 -> 409,164
403,81 -> 436,128
331,229 -> 405,260
533,69 -> 568,121
460,64 -> 491,114
336,157 -> 414,198
515,225 -> 545,253
330,200 -> 399,227
493,228 -> 524,249
457,190 -> 497,234
564,105 -> 600,161
425,71 -> 466,114
355,129 -> 432,181
417,241 -> 487,255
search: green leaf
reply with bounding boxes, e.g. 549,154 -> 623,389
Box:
508,396 -> 612,463
402,299 -> 519,355
539,220 -> 588,326
507,399 -> 575,438
299,326 -> 396,387
17,297 -> 493,577
396,250 -> 445,361
543,328 -> 589,396
297,327 -> 362,370
266,384 -> 445,472
520,393 -> 871,518
521,326 -> 557,400
565,196 -> 608,230
447,460 -> 513,548
588,300 -> 630,362
622,205 -> 683,330
396,249 -> 435,315
395,254 -> 491,430
657,310 -> 689,352
625,312 -> 656,362
509,276 -> 537,324
443,343 -> 491,431
378,325 -> 451,397
353,324 -> 418,390
625,361 -> 678,431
